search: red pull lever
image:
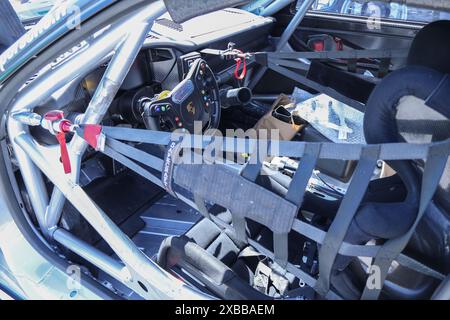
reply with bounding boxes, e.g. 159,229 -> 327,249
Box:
43,112 -> 72,175
234,50 -> 247,80
56,132 -> 71,174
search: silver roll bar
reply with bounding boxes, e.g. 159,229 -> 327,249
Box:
46,17 -> 154,236
7,0 -> 212,300
14,125 -> 211,300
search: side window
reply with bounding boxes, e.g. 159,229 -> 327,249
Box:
302,0 -> 450,24
9,0 -> 56,24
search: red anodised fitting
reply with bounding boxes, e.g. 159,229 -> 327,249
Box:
234,50 -> 247,80
43,111 -> 72,174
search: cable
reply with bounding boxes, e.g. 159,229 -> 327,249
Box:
312,170 -> 345,196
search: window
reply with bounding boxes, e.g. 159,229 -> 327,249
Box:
9,0 -> 57,23
302,0 -> 450,23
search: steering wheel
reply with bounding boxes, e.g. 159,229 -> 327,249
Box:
142,59 -> 221,133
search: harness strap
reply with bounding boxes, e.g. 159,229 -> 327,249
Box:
107,138 -> 163,171
238,143 -> 266,247
79,125 -> 436,160
162,138 -> 183,197
193,194 -> 211,220
262,49 -> 409,61
174,164 -> 298,237
315,145 -> 381,297
291,218 -> 445,280
286,143 -> 321,205
102,146 -> 163,188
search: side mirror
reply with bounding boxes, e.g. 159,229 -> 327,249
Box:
163,0 -> 250,23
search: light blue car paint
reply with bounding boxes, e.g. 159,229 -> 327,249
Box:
0,0 -> 121,300
0,0 -> 118,84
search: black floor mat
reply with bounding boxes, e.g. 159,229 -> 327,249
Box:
60,170 -> 164,255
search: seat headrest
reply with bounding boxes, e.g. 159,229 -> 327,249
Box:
407,20 -> 450,74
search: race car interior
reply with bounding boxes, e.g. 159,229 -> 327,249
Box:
4,1 -> 450,300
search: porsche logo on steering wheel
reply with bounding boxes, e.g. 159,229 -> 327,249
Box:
186,102 -> 196,115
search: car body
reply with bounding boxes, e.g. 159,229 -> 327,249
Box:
10,0 -> 55,23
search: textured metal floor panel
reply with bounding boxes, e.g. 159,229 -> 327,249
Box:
132,194 -> 201,258
98,193 -> 201,299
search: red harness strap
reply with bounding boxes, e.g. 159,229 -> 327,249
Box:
43,111 -> 72,174
55,132 -> 71,174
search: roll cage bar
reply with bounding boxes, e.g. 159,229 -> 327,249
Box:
4,0 -> 450,300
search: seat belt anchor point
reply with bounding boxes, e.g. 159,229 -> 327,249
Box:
95,132 -> 106,152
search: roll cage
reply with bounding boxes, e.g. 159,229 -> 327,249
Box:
1,0 -> 449,300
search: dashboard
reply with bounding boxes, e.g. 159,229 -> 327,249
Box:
83,9 -> 274,130
31,8 -> 273,144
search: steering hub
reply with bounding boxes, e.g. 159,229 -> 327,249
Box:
142,59 -> 221,133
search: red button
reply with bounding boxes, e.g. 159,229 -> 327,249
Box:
175,117 -> 180,122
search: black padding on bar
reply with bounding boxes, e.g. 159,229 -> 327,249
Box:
364,66 -> 448,145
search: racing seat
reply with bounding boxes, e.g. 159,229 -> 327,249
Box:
157,20 -> 450,300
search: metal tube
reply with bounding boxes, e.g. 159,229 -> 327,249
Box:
249,0 -> 314,89
253,94 -> 287,102
277,0 -> 318,51
241,0 -> 275,14
7,119 -> 49,232
45,2 -> 167,234
53,228 -> 129,282
7,2 -> 166,236
14,133 -> 210,300
261,0 -> 295,16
